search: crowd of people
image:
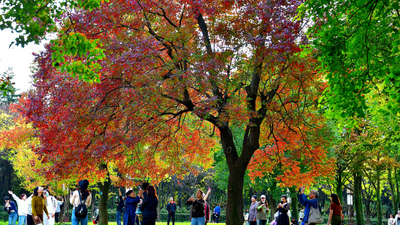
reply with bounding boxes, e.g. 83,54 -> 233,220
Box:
4,186 -> 65,225
4,182 -> 348,225
245,187 -> 344,225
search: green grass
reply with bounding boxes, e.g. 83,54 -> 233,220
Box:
0,221 -> 226,225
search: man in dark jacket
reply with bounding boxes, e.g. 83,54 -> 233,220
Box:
166,197 -> 177,225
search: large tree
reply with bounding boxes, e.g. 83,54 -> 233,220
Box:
15,0 -> 332,224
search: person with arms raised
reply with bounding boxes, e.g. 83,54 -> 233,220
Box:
124,189 -> 143,225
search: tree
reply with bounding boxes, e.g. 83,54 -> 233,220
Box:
304,0 -> 400,119
0,68 -> 19,104
16,0 -> 334,224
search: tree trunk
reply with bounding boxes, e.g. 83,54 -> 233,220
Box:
396,167 -> 400,211
365,200 -> 370,225
353,171 -> 364,225
98,167 -> 111,225
336,172 -> 343,204
226,163 -> 247,225
376,169 -> 382,225
289,187 -> 299,221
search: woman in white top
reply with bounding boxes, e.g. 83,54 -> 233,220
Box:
389,214 -> 396,225
70,180 -> 92,225
8,190 -> 31,225
43,190 -> 57,225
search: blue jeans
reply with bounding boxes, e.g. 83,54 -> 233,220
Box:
18,216 -> 27,225
116,211 -> 122,225
191,217 -> 205,225
9,212 -> 18,225
71,209 -> 88,225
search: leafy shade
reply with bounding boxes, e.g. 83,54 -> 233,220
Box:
304,0 -> 400,119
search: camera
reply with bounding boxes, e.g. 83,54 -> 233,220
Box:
281,201 -> 283,204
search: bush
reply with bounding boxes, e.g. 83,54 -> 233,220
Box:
0,212 -> 8,222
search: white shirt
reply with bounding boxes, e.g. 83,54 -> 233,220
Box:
56,201 -> 63,213
389,218 -> 396,225
11,194 -> 30,216
395,214 -> 400,225
70,190 -> 92,209
46,196 -> 57,214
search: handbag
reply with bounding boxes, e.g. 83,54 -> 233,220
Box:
33,216 -> 42,225
308,204 -> 324,225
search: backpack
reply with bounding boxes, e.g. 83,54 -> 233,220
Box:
75,191 -> 88,218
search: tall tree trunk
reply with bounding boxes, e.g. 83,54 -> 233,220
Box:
395,167 -> 400,212
388,168 -> 397,213
289,187 -> 299,222
365,200 -> 370,225
336,172 -> 343,204
269,179 -> 278,220
353,171 -> 364,225
98,165 -> 111,225
376,169 -> 382,225
226,162 -> 247,225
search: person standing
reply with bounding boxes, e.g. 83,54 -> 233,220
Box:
167,197 -> 177,225
140,186 -> 158,225
186,189 -> 211,225
55,196 -> 63,223
395,211 -> 400,225
389,214 -> 396,225
327,194 -> 342,225
26,189 -> 36,225
70,180 -> 92,225
276,195 -> 290,225
256,195 -> 269,225
298,187 -> 319,225
4,196 -> 18,225
43,190 -> 57,225
213,204 -> 221,223
248,195 -> 258,225
31,187 -> 49,225
123,189 -> 142,225
8,191 -> 29,225
117,188 -> 125,225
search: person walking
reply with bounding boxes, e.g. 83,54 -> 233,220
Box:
327,194 -> 342,225
298,187 -> 319,225
70,180 -> 92,225
8,191 -> 29,225
4,196 -> 18,225
256,195 -> 269,225
55,196 -> 63,223
140,186 -> 158,225
276,195 -> 290,225
123,189 -> 142,225
167,197 -> 177,225
43,190 -> 57,225
186,188 -> 211,225
31,187 -> 49,225
213,204 -> 221,223
248,195 -> 257,225
389,214 -> 396,225
117,188 -> 125,225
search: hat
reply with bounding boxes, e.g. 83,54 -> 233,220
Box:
261,195 -> 266,199
79,180 -> 89,191
4,196 -> 10,201
252,195 -> 257,199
